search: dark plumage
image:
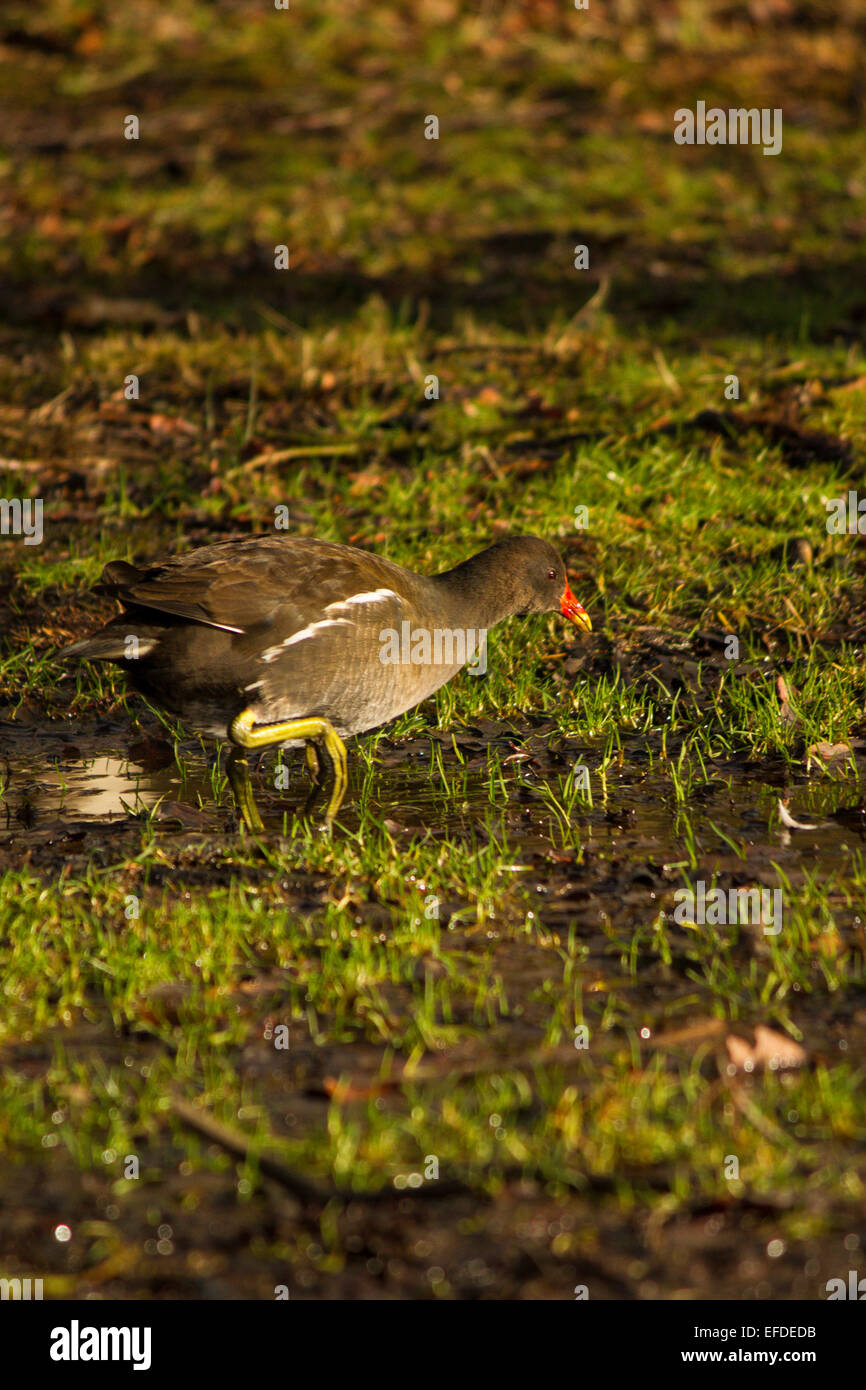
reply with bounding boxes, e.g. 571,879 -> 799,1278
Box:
63,534 -> 591,827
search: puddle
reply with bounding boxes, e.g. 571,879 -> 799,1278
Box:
0,735 -> 217,828
4,753 -> 190,822
2,721 -> 865,894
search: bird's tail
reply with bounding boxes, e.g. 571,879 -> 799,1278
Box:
60,632 -> 157,663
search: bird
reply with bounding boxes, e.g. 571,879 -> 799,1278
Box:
62,533 -> 592,830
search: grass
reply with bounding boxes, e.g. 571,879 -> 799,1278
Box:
1,0 -> 866,1299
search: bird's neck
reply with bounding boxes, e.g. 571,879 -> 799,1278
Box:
430,546 -> 522,630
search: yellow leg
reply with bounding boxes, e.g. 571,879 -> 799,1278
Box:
229,708 -> 348,821
227,749 -> 265,833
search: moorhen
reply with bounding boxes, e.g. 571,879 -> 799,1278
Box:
63,534 -> 591,829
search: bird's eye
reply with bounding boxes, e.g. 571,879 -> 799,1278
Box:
547,568 -> 556,580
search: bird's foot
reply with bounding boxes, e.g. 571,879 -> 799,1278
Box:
226,749 -> 265,834
229,708 -> 348,827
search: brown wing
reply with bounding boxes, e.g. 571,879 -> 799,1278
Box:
96,538 -> 417,638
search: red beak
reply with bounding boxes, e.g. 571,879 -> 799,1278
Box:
560,580 -> 592,632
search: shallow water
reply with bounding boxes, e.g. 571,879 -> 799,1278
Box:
2,720 -> 865,890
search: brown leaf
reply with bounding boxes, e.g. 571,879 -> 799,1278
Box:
154,801 -> 213,829
148,413 -> 198,437
726,1025 -> 806,1073
807,741 -> 854,765
649,1019 -> 726,1048
776,674 -> 799,724
476,386 -> 503,406
128,737 -> 174,771
320,1076 -> 391,1102
349,467 -> 385,495
812,927 -> 845,960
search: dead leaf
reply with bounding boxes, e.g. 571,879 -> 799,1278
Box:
776,675 -> 799,725
349,467 -> 386,495
476,386 -> 503,406
726,1025 -> 806,1073
148,413 -> 198,437
812,926 -> 845,960
649,1019 -> 726,1048
128,737 -> 174,771
778,799 -> 821,831
75,26 -> 106,56
154,801 -> 213,829
807,741 -> 854,770
319,1076 -> 393,1102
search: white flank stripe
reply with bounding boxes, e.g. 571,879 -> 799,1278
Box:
260,618 -> 354,664
325,588 -> 397,614
190,617 -> 244,634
